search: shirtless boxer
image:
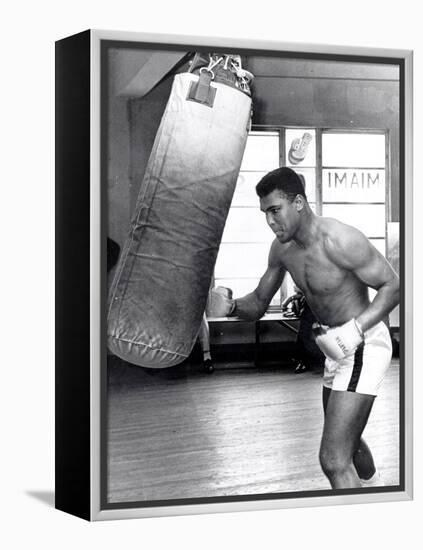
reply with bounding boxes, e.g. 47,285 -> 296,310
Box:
211,167 -> 399,489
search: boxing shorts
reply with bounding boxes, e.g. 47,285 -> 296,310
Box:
322,321 -> 392,396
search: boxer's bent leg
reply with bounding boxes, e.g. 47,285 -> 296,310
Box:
322,387 -> 376,481
353,438 -> 376,480
320,322 -> 392,486
319,389 -> 375,488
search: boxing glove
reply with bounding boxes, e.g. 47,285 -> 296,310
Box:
313,318 -> 364,361
281,292 -> 305,317
207,286 -> 236,318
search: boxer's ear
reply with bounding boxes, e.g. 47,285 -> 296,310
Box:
294,194 -> 305,211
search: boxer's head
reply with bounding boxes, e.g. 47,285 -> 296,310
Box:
256,167 -> 307,202
256,168 -> 309,243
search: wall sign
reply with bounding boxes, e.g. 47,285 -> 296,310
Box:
323,169 -> 385,202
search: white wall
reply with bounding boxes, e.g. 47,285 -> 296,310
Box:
2,2 -> 421,549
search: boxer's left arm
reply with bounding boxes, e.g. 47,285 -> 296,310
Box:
326,224 -> 400,333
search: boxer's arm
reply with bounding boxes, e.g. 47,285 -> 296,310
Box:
326,224 -> 400,333
234,240 -> 286,321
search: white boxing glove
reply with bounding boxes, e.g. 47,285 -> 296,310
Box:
313,319 -> 364,361
207,286 -> 236,318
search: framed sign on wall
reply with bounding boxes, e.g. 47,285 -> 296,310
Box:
55,29 -> 413,521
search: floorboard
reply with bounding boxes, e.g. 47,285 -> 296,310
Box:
106,357 -> 400,504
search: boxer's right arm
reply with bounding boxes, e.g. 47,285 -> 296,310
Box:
234,241 -> 286,321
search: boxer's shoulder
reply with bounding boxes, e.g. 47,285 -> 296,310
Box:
320,217 -> 362,246
319,217 -> 370,267
319,216 -> 351,236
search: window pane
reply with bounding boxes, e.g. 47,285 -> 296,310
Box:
369,239 -> 386,257
232,172 -> 265,207
293,167 -> 316,202
222,208 -> 273,243
269,295 -> 281,307
387,222 -> 400,327
322,204 -> 386,237
322,133 -> 385,168
322,169 -> 385,202
215,243 -> 269,278
239,132 -> 280,171
286,129 -> 316,167
363,240 -> 386,303
369,288 -> 377,302
280,274 -> 297,303
387,222 -> 399,272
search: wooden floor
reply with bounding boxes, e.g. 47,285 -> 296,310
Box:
106,357 -> 400,504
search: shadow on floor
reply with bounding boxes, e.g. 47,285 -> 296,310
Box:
26,490 -> 55,508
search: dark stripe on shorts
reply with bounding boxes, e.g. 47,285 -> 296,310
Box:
347,342 -> 365,392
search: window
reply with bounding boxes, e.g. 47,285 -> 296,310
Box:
321,131 -> 386,250
214,132 -> 282,307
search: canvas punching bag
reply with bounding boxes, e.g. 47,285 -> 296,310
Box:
108,54 -> 253,368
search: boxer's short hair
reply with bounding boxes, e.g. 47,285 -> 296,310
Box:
256,167 -> 307,202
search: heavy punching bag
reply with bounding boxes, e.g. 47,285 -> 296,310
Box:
108,53 -> 253,368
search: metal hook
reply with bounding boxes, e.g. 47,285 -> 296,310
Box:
199,66 -> 215,80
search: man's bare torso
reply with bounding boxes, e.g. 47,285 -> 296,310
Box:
276,218 -> 370,326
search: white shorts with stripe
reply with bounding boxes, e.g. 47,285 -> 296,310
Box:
323,321 -> 392,396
